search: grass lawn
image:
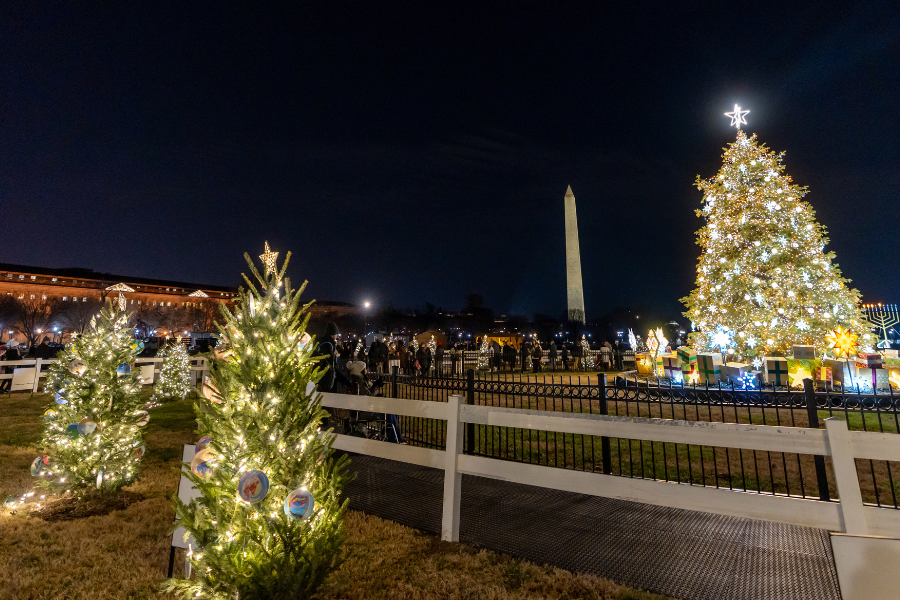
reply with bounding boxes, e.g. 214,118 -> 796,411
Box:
0,390 -> 674,600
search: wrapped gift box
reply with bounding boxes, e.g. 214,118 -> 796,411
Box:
676,347 -> 697,368
856,367 -> 890,390
884,349 -> 899,359
826,358 -> 857,387
696,353 -> 722,384
635,352 -> 654,374
763,357 -> 789,386
815,366 -> 832,384
723,362 -> 751,384
792,345 -> 816,360
856,353 -> 884,368
657,354 -> 681,379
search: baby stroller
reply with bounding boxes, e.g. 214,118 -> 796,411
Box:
344,377 -> 405,444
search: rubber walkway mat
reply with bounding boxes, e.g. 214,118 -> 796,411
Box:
342,454 -> 841,600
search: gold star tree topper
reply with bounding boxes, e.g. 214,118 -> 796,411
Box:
259,241 -> 279,275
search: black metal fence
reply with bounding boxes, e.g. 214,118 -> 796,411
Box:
384,369 -> 900,509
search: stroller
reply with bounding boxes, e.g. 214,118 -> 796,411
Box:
343,377 -> 405,444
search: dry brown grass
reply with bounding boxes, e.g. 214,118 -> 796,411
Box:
0,390 -> 674,600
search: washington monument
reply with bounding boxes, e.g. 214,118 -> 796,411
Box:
564,185 -> 586,323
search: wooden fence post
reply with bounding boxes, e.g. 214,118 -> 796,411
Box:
442,394 -> 464,542
825,417 -> 867,534
598,374 -> 612,474
32,358 -> 42,393
465,369 -> 475,455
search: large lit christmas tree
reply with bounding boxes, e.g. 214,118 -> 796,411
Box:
165,244 -> 350,600
682,108 -> 870,358
39,301 -> 147,497
155,340 -> 192,401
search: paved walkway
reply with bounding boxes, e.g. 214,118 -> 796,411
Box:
344,454 -> 841,600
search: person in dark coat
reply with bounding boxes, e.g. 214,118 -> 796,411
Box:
0,342 -> 20,392
316,322 -> 350,393
549,341 -> 558,371
434,342 -> 444,377
561,343 -> 570,370
34,337 -> 54,360
531,343 -> 542,373
520,342 -> 529,372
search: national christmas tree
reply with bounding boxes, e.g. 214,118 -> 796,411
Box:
165,245 -> 350,600
155,340 -> 192,401
39,301 -> 147,497
682,125 -> 870,359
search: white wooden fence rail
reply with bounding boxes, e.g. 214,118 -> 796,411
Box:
319,391 -> 900,543
0,357 -> 210,393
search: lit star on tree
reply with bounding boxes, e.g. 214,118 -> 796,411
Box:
825,326 -> 859,358
259,241 -> 279,275
725,104 -> 750,128
789,368 -> 811,388
752,357 -> 762,369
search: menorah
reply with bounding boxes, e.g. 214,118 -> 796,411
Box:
862,303 -> 899,349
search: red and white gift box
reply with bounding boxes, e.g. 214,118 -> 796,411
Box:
856,353 -> 884,369
815,367 -> 832,384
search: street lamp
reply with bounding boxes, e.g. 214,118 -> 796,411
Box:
363,301 -> 371,334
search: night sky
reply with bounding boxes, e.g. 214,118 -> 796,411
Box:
1,3 -> 897,321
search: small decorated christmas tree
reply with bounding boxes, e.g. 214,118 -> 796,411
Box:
39,301 -> 147,497
155,340 -> 192,401
165,244 -> 350,600
580,335 -> 595,369
682,126 -> 870,358
477,335 -> 490,369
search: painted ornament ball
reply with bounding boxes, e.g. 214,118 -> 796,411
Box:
77,418 -> 98,436
195,436 -> 212,453
54,392 -> 68,405
238,470 -> 270,504
134,410 -> 150,427
116,363 -> 131,377
68,360 -> 86,376
44,408 -> 56,419
66,424 -> 80,440
283,488 -> 315,521
30,457 -> 44,476
298,332 -> 312,352
130,340 -> 145,355
190,449 -> 215,478
132,444 -> 146,460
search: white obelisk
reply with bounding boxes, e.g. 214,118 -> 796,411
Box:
564,185 -> 586,323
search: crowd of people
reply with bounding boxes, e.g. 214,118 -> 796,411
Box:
0,337 -> 60,392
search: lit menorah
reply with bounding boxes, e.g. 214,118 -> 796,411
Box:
863,303 -> 899,349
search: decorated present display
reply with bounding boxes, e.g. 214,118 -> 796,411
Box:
763,357 -> 789,386
855,353 -> 884,368
792,345 -> 816,360
658,354 -> 682,379
825,358 -> 857,387
815,366 -> 832,384
635,352 -> 654,375
856,367 -> 890,390
884,349 -> 899,359
723,362 -> 751,384
676,347 -> 698,370
696,353 -> 722,384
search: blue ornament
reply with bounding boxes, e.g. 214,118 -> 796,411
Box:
116,363 -> 131,377
130,340 -> 145,355
65,424 -> 80,440
55,392 -> 68,405
238,470 -> 270,504
284,488 -> 315,521
77,418 -> 97,436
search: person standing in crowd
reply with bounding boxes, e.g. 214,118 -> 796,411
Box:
573,340 -> 582,371
356,341 -> 367,362
434,342 -> 444,377
0,341 -> 16,392
549,340 -> 558,371
520,341 -> 529,372
561,343 -> 569,370
531,342 -> 542,373
345,354 -> 370,394
34,336 -> 54,360
316,322 -> 350,393
449,342 -> 460,375
613,340 -> 622,370
601,341 -> 612,370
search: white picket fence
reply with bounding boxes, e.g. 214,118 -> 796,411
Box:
0,357 -> 210,393
320,391 -> 900,599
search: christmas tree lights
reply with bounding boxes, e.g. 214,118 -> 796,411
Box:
682,129 -> 870,359
155,341 -> 192,401
165,246 -> 350,600
581,336 -> 595,369
477,335 -> 490,369
39,302 -> 146,497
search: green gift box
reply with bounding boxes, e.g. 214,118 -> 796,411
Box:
764,357 -> 789,386
696,353 -> 721,384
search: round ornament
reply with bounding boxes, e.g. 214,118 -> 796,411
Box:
298,332 -> 312,351
44,408 -> 56,419
42,455 -> 51,466
134,410 -> 149,427
116,363 -> 131,377
68,361 -> 86,376
132,444 -> 146,459
77,418 -> 97,436
65,424 -> 80,440
130,340 -> 145,355
190,448 -> 215,478
54,392 -> 68,405
195,436 -> 212,453
283,488 -> 315,521
30,457 -> 44,476
96,471 -> 103,488
238,470 -> 270,504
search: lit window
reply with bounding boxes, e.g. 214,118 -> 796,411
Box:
82,297 -> 87,302
167,302 -> 171,307
19,275 -> 24,279
51,278 -> 57,282
30,295 -> 35,299
62,297 -> 67,301
42,295 -> 46,300
30,275 -> 35,280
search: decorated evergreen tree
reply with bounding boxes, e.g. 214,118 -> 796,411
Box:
477,335 -> 490,369
39,301 -> 147,497
682,126 -> 870,359
155,340 -> 192,401
165,245 -> 350,600
580,335 -> 595,369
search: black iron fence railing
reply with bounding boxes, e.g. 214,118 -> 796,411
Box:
382,369 -> 900,510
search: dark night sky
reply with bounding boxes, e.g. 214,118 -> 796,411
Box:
0,3 -> 897,320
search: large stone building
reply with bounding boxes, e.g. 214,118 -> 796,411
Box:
0,262 -> 355,343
